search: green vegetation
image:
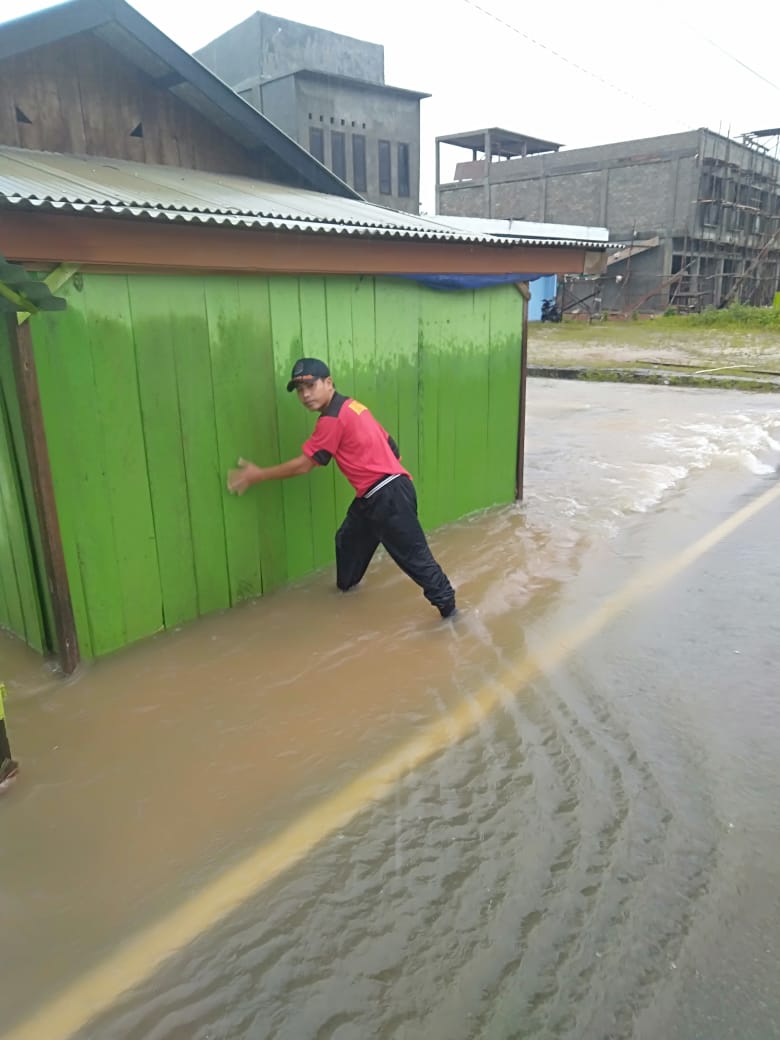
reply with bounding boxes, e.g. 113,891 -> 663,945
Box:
527,311 -> 780,389
661,304 -> 780,330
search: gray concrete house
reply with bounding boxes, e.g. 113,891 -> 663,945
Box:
436,127 -> 780,313
195,13 -> 428,214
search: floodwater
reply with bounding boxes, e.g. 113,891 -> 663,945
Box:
1,380 -> 779,1040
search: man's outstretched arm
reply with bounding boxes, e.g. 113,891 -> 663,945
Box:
227,454 -> 316,495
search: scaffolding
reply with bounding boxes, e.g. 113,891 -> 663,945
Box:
668,130 -> 780,311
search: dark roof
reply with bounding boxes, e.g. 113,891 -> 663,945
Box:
436,127 -> 562,157
255,68 -> 430,101
0,0 -> 361,200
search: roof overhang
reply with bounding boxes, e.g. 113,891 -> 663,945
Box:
436,128 -> 562,156
255,68 -> 431,100
1,210 -> 607,278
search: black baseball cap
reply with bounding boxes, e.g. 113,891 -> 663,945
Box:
286,357 -> 331,392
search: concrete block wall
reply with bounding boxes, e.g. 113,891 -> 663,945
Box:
295,80 -> 422,212
195,12 -> 384,86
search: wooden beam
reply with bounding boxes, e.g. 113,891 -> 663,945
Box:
16,262 -> 79,324
1,211 -> 597,277
515,282 -> 531,501
6,316 -> 79,674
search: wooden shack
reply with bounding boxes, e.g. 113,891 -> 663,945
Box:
0,0 -> 608,671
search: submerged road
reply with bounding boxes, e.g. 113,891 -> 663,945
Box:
1,382 -> 779,1040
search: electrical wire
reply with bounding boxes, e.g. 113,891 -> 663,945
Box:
460,0 -> 691,125
674,16 -> 780,95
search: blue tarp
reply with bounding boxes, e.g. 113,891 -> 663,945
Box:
528,274 -> 558,320
393,273 -> 546,292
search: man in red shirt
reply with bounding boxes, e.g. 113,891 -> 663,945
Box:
227,358 -> 456,618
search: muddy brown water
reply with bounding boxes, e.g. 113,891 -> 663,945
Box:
1,380 -> 779,1040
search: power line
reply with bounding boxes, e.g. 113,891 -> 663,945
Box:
685,27 -> 780,95
460,0 -> 690,126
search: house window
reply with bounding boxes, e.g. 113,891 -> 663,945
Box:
700,201 -> 720,228
331,131 -> 346,181
309,127 -> 324,163
352,134 -> 367,193
398,143 -> 410,198
378,139 -> 392,195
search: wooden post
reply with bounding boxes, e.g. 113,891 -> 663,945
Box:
435,137 -> 441,214
515,283 -> 530,501
6,316 -> 80,674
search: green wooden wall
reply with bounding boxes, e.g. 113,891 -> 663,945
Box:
0,320 -> 48,651
29,273 -> 523,659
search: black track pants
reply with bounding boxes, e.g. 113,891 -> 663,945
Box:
335,476 -> 455,609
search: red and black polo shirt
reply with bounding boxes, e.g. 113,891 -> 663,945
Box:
302,392 -> 410,497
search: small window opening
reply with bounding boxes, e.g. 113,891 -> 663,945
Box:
15,106 -> 32,124
130,122 -> 144,139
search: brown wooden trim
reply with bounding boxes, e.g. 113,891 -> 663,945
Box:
1,211 -> 597,277
6,316 -> 80,674
515,282 -> 531,501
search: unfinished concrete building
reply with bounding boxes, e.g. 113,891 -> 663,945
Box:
436,128 -> 780,313
195,13 -> 428,213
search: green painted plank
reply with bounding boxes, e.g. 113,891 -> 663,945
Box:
453,290 -> 491,519
0,524 -> 11,636
207,275 -> 287,601
418,288 -> 457,529
416,289 -> 441,531
127,275 -> 199,630
169,277 -> 231,616
324,277 -> 358,524
237,277 -> 289,595
298,277 -> 337,569
0,433 -> 26,641
433,290 -> 459,526
349,277 -> 377,414
391,283 -> 421,488
0,381 -> 45,649
206,274 -> 264,604
85,276 -> 163,647
372,279 -> 401,459
268,277 -> 315,582
0,336 -> 24,641
34,293 -> 127,657
1,318 -> 55,651
32,309 -> 92,656
486,287 -> 524,506
0,327 -> 47,650
35,299 -> 116,657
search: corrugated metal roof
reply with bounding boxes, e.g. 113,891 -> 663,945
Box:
432,216 -> 610,244
0,146 -> 612,249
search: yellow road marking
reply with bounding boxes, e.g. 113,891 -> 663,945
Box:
7,479 -> 780,1040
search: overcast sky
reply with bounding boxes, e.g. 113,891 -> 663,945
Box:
5,0 -> 780,211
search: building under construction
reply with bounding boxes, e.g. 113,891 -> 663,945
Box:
436,127 -> 780,314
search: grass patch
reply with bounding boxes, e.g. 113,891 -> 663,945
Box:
661,304 -> 780,330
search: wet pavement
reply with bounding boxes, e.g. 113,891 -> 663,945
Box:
1,380 -> 779,1040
